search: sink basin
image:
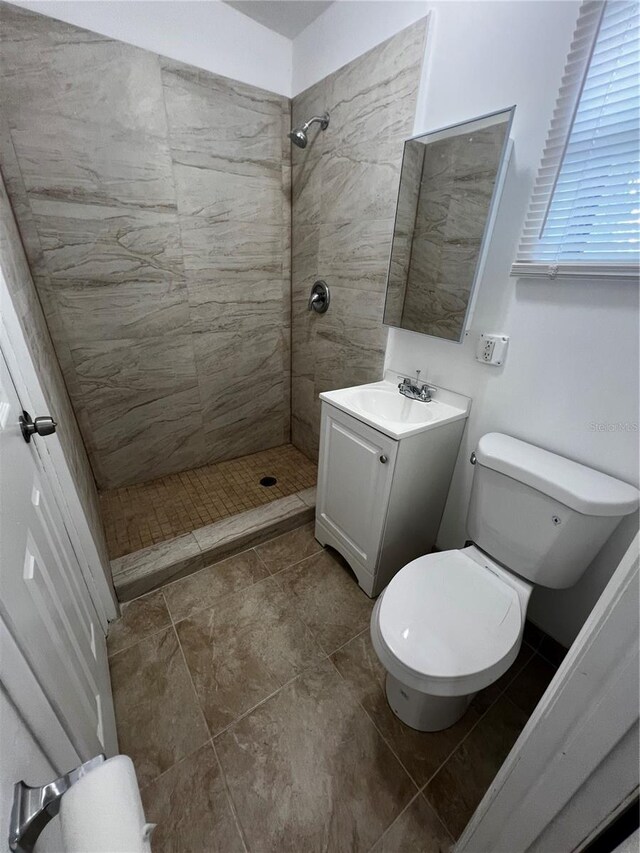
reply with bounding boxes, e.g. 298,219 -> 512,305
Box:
319,375 -> 471,439
349,388 -> 437,425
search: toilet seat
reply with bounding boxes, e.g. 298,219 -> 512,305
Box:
371,546 -> 530,697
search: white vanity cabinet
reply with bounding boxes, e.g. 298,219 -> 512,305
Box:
315,377 -> 470,597
317,406 -> 398,579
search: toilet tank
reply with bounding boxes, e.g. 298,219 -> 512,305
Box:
467,433 -> 639,588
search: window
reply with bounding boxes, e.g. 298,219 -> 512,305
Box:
512,0 -> 639,279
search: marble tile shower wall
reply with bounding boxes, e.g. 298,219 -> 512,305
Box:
290,19 -> 428,460
0,3 -> 291,489
0,168 -> 111,569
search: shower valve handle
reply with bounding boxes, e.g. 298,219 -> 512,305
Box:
308,280 -> 330,314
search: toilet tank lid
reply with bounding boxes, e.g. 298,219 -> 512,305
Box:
475,433 -> 639,517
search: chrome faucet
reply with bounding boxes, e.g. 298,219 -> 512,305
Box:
398,370 -> 434,402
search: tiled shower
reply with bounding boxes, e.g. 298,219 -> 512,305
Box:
0,2 -> 291,491
290,22 -> 426,458
0,2 -> 426,567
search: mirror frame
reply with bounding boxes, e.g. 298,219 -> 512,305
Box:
383,105 -> 516,343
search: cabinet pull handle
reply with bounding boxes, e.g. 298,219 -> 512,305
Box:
379,455 -> 388,464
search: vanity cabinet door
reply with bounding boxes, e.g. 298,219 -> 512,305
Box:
317,404 -> 397,575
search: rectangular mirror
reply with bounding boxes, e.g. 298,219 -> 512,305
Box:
383,107 -> 514,342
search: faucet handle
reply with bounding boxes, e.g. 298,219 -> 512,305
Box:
419,384 -> 434,402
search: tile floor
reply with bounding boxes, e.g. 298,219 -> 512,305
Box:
100,445 -> 317,558
108,523 -> 561,852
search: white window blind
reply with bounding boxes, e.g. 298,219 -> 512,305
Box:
512,0 -> 640,280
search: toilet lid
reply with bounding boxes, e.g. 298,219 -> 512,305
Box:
378,550 -> 522,680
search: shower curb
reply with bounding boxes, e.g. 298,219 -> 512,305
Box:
111,487 -> 316,603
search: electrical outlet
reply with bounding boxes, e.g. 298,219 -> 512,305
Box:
476,334 -> 509,366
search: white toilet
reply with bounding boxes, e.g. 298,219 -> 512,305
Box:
371,432 -> 639,732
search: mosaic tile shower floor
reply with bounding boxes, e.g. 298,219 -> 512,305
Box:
100,444 -> 317,559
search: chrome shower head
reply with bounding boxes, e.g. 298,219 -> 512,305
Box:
288,127 -> 309,148
288,112 -> 330,149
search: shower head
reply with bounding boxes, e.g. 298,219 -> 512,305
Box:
288,112 -> 330,148
288,127 -> 309,149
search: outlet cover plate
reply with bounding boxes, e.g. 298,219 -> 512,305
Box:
476,333 -> 509,366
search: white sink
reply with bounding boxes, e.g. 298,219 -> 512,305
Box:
348,388 -> 438,425
319,373 -> 471,439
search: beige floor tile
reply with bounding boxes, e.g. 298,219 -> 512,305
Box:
215,659 -> 417,852
424,696 -> 529,839
275,549 -> 374,654
471,642 -> 536,715
506,653 -> 557,715
176,576 -> 324,735
331,631 -> 481,787
109,628 -> 210,788
141,743 -> 244,853
255,521 -> 322,573
371,794 -> 453,853
107,589 -> 171,657
163,548 -> 269,622
538,635 -> 568,668
522,620 -> 545,650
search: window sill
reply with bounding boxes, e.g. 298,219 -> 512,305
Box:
510,262 -> 639,282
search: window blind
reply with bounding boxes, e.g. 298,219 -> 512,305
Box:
512,0 -> 640,280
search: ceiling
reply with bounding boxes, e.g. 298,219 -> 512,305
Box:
224,1 -> 333,39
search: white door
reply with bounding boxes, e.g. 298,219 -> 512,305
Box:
317,404 -> 398,574
0,346 -> 117,761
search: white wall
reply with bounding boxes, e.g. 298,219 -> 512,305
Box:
391,0 -> 640,646
9,0 -> 292,95
292,0 -> 430,95
298,0 -> 639,646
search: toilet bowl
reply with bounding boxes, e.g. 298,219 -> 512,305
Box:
370,432 -> 639,732
370,545 -> 532,731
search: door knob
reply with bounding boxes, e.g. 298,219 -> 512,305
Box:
19,410 -> 57,443
379,455 -> 388,464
